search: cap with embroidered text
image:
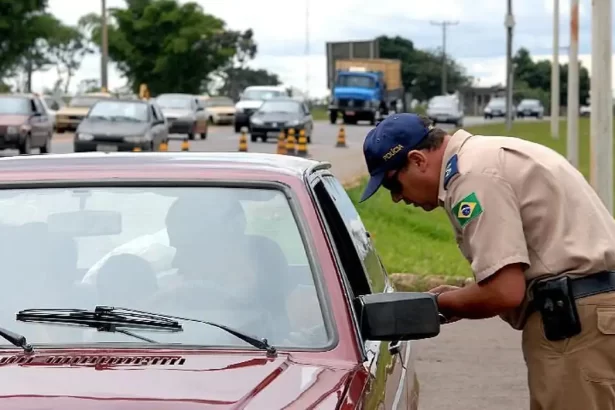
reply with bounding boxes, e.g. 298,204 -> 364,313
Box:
359,113 -> 432,202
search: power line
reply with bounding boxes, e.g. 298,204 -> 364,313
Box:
429,20 -> 459,94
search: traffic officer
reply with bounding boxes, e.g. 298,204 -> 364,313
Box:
359,113 -> 615,410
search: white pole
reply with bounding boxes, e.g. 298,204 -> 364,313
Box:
591,0 -> 613,213
550,0 -> 560,138
504,0 -> 515,132
566,0 -> 579,168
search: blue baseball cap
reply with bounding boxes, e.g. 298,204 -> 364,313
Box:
359,113 -> 432,202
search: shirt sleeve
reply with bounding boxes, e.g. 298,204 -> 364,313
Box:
446,172 -> 530,282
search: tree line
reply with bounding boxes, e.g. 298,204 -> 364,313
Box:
0,0 -> 585,105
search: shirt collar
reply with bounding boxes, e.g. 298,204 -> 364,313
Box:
438,129 -> 474,203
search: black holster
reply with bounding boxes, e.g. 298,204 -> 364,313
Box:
531,276 -> 582,341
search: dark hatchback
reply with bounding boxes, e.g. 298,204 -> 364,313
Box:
249,98 -> 313,143
74,99 -> 169,152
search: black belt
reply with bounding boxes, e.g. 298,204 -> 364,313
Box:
569,270 -> 615,299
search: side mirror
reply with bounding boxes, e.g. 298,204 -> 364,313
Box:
356,292 -> 441,341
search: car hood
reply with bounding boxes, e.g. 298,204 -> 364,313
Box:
0,350 -> 354,409
251,112 -> 301,123
160,108 -> 193,118
77,120 -> 150,136
333,86 -> 376,101
57,107 -> 90,116
235,100 -> 264,110
0,115 -> 29,126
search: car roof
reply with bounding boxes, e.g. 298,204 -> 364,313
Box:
0,152 -> 331,183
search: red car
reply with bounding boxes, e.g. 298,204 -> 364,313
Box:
0,152 -> 440,409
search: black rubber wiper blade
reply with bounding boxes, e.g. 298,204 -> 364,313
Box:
0,327 -> 33,354
16,306 -> 183,343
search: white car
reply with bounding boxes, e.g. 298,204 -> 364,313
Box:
234,85 -> 289,133
426,95 -> 464,127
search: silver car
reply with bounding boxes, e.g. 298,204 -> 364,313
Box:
155,93 -> 208,140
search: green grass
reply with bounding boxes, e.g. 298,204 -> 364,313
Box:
348,118 -> 615,277
311,106 -> 328,121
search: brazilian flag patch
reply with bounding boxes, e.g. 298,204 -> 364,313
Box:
451,192 -> 483,227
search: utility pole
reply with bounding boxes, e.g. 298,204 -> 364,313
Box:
305,0 -> 310,100
504,0 -> 515,132
430,20 -> 458,95
550,0 -> 560,139
566,0 -> 579,168
590,0 -> 613,212
101,0 -> 109,91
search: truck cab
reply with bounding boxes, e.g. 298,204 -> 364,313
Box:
329,68 -> 383,125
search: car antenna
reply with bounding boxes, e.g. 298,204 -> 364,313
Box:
0,327 -> 33,354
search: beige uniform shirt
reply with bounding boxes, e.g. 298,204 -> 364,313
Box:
439,129 -> 615,330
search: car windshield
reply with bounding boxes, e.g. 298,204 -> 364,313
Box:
88,101 -> 149,122
519,100 -> 539,107
0,186 -> 328,349
241,89 -> 286,100
0,97 -> 31,115
258,101 -> 302,114
336,75 -> 375,88
205,98 -> 234,107
429,97 -> 454,109
156,95 -> 193,110
488,99 -> 506,108
70,97 -> 107,108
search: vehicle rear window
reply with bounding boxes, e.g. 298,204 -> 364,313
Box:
88,101 -> 149,122
0,186 -> 329,350
156,95 -> 193,109
0,97 -> 31,114
70,96 -> 107,107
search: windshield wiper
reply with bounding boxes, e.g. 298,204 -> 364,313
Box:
16,306 -> 277,356
0,327 -> 33,354
16,306 -> 182,343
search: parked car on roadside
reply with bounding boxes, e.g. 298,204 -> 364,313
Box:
74,98 -> 169,152
0,93 -> 53,154
516,99 -> 544,119
55,92 -> 113,133
234,85 -> 289,133
0,152 -> 441,409
249,97 -> 313,143
41,95 -> 66,129
155,93 -> 208,140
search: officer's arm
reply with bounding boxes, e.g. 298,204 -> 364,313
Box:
437,173 -> 530,319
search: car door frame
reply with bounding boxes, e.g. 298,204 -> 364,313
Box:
147,102 -> 164,147
30,97 -> 49,146
193,97 -> 207,133
306,170 -> 414,409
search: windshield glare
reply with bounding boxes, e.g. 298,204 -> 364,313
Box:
88,101 -> 149,121
242,90 -> 286,100
205,98 -> 234,107
337,75 -> 375,88
0,97 -> 31,115
258,101 -> 301,114
156,95 -> 193,110
70,97 -> 107,108
0,186 -> 328,349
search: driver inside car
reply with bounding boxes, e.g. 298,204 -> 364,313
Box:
148,193 -> 295,345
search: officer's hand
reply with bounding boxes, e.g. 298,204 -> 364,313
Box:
428,284 -> 460,295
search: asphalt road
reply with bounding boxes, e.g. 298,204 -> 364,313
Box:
9,115 -> 531,409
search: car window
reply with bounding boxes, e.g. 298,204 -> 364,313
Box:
88,101 -> 149,122
319,175 -> 388,294
44,97 -> 60,111
336,75 -> 375,88
156,95 -> 193,110
0,97 -> 32,114
205,97 -> 234,107
241,89 -> 286,100
0,186 -> 329,350
33,98 -> 45,114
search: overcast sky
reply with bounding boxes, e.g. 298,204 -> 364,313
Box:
28,0 -> 615,97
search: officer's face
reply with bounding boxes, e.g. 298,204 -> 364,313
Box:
385,150 -> 439,211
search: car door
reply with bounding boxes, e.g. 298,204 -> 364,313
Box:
153,103 -> 169,141
310,173 -> 415,409
193,98 -> 207,133
30,98 -> 48,145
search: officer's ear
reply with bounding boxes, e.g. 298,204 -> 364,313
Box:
407,150 -> 428,172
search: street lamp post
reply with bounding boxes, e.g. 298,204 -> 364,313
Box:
504,0 -> 515,132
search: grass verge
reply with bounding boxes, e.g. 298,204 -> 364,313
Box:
348,118 -> 614,283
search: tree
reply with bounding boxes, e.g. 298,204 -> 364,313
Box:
377,35 -> 473,101
513,47 -> 590,107
79,0 -> 247,95
215,68 -> 281,100
0,0 -> 51,77
48,23 -> 93,94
